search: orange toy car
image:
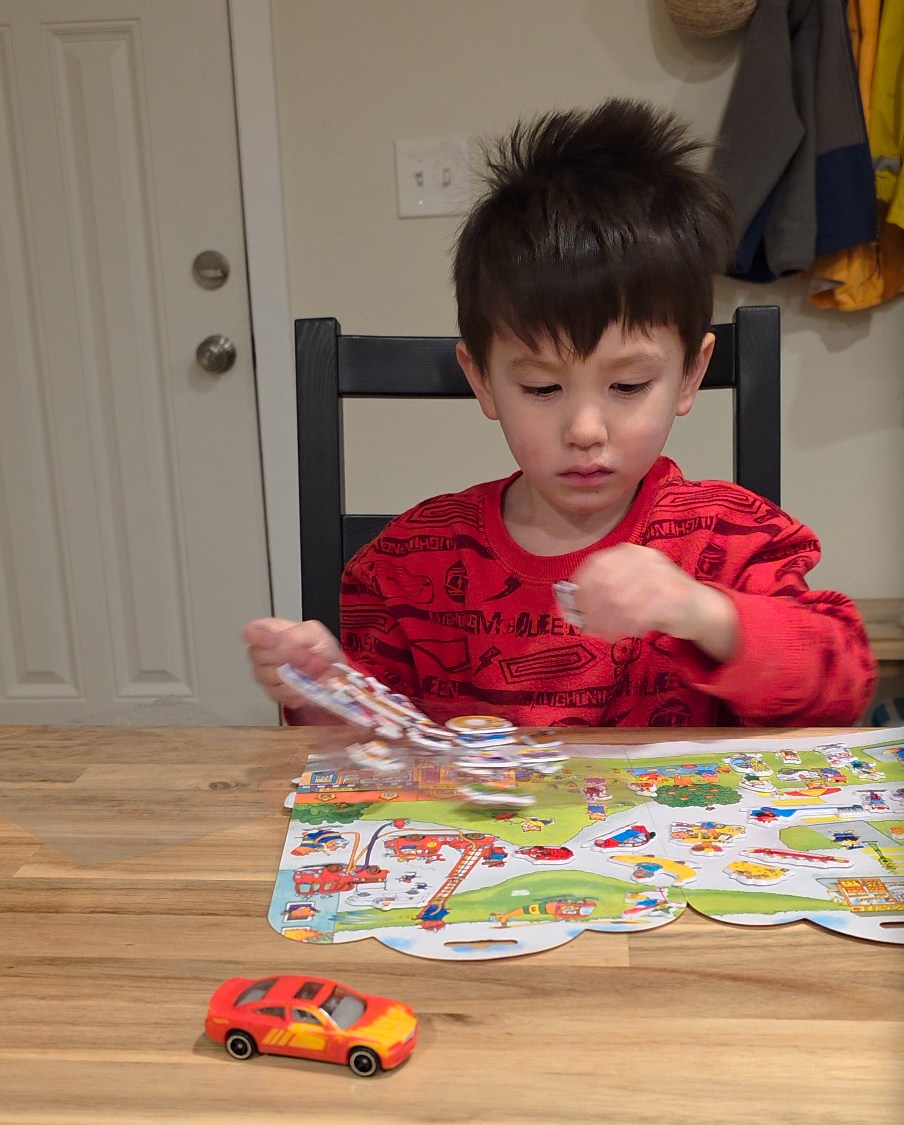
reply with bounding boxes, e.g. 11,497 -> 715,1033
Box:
205,975 -> 417,1077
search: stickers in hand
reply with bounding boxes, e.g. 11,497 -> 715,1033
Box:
552,580 -> 584,628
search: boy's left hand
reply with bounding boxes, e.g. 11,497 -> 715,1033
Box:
569,543 -> 739,664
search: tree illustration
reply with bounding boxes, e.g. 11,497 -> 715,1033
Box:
655,782 -> 740,808
291,801 -> 363,824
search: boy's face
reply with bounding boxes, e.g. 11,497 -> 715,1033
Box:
457,322 -> 713,543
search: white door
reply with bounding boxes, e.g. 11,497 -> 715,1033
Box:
0,0 -> 275,723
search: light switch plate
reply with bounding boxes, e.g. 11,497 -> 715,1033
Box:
394,137 -> 472,218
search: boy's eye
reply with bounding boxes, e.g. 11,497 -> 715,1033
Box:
521,384 -> 560,397
612,382 -> 651,396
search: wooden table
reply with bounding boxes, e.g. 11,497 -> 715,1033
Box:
1,725 -> 902,1124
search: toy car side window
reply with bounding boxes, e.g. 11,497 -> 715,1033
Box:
290,1008 -> 324,1024
294,981 -> 323,1000
255,1006 -> 286,1019
235,978 -> 277,1005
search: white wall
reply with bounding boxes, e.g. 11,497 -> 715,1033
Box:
272,0 -> 903,598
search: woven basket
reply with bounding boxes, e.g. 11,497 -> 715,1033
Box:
664,0 -> 757,37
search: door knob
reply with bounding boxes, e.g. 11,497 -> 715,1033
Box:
196,335 -> 236,374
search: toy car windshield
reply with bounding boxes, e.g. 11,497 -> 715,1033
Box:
319,986 -> 366,1029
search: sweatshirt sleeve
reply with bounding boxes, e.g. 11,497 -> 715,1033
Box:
659,522 -> 878,726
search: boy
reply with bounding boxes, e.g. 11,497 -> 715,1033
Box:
244,99 -> 876,728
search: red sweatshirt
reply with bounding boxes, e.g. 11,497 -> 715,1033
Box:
338,458 -> 876,728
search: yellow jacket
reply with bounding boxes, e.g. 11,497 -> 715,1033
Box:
871,0 -> 903,225
807,0 -> 903,310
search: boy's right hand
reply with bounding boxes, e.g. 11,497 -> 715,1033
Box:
241,617 -> 344,708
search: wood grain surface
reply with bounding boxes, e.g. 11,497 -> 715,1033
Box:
0,725 -> 901,1124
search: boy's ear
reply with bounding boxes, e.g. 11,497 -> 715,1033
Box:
675,332 -> 716,417
456,340 -> 499,421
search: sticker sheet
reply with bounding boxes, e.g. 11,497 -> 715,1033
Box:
269,726 -> 904,961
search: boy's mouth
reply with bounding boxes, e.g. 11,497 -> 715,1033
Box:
561,465 -> 613,485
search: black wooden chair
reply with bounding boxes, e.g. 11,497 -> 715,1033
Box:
295,306 -> 781,634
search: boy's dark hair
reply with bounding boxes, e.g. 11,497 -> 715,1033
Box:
454,98 -> 735,372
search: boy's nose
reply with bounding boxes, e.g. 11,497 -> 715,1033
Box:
564,402 -> 608,448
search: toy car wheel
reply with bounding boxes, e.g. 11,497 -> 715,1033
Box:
324,862 -> 344,873
225,1030 -> 257,1060
348,1046 -> 380,1077
364,864 -> 383,874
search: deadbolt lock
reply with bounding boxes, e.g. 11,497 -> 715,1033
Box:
192,250 -> 230,289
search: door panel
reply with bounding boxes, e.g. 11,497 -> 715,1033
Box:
0,25 -> 79,702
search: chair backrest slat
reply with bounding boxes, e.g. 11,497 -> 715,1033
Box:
339,335 -> 472,396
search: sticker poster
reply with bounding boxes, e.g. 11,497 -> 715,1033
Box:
269,728 -> 904,960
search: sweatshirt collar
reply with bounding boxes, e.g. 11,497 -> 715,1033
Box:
480,456 -> 676,582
